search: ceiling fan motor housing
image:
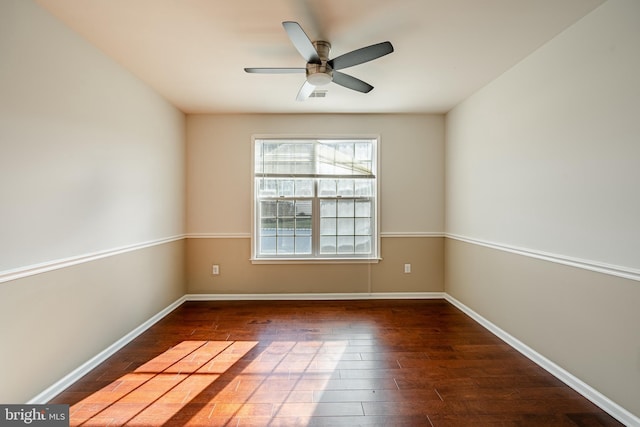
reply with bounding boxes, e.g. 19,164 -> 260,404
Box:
307,41 -> 332,86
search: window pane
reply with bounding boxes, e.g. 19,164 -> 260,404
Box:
320,218 -> 336,235
337,199 -> 354,217
318,144 -> 335,175
277,218 -> 295,235
278,237 -> 295,254
277,200 -> 295,216
355,142 -> 372,161
360,161 -> 373,175
295,200 -> 312,236
320,236 -> 336,254
295,224 -> 312,235
355,218 -> 371,235
295,179 -> 313,197
278,180 -> 295,197
355,236 -> 371,253
355,200 -> 371,217
295,236 -> 312,254
295,216 -> 312,236
337,218 -> 354,235
255,145 -> 263,174
261,237 -> 276,254
337,143 -> 354,157
353,141 -> 373,173
319,180 -> 336,197
354,180 -> 373,197
258,179 -> 278,197
261,200 -> 277,217
294,144 -> 314,174
295,200 -> 312,216
261,218 -> 277,236
320,199 -> 336,217
337,179 -> 354,196
338,236 -> 354,253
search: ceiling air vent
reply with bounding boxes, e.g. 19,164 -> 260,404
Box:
309,90 -> 327,98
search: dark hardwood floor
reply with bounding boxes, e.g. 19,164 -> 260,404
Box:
49,299 -> 623,426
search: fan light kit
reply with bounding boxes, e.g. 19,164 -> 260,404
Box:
245,21 -> 394,101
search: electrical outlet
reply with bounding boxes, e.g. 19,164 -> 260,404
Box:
404,263 -> 411,274
212,265 -> 220,275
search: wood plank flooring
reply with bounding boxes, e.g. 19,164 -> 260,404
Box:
49,299 -> 623,426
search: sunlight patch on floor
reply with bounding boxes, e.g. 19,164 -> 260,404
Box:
68,339 -> 348,426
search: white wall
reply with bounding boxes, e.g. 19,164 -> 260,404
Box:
445,0 -> 640,419
446,0 -> 640,271
0,0 -> 186,403
1,0 -> 186,274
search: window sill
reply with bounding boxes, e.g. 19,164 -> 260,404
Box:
250,257 -> 381,265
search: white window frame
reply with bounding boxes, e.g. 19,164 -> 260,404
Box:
251,135 -> 381,264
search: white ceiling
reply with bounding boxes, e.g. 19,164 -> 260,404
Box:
36,0 -> 604,114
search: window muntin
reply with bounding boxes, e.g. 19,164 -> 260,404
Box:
253,138 -> 378,260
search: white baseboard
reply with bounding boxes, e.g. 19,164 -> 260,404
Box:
444,294 -> 639,427
28,295 -> 187,404
186,292 -> 445,301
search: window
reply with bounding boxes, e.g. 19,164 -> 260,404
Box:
253,137 -> 379,261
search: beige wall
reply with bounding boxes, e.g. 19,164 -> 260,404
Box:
0,240 -> 185,403
445,0 -> 640,418
187,114 -> 444,235
186,113 -> 445,294
187,237 -> 443,294
0,1 -> 186,402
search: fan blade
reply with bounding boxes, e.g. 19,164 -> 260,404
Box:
296,81 -> 315,101
332,71 -> 373,93
244,67 -> 305,74
283,21 -> 320,63
329,41 -> 394,70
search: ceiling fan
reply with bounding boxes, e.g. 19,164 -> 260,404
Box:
244,21 -> 394,101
